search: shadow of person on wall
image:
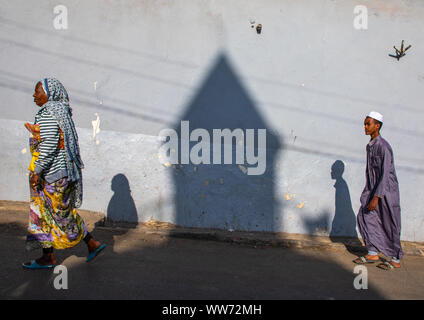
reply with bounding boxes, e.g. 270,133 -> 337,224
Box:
329,160 -> 364,255
92,173 -> 139,253
106,174 -> 138,224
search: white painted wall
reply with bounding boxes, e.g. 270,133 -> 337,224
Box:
1,0 -> 423,240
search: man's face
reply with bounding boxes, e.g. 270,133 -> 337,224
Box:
33,82 -> 48,107
364,117 -> 380,136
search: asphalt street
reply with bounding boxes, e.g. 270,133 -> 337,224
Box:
1,201 -> 423,300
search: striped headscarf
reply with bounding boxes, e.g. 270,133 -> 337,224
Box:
40,77 -> 84,208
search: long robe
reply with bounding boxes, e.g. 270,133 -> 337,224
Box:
357,135 -> 403,260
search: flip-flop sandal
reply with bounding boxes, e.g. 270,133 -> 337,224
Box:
22,260 -> 56,269
376,261 -> 400,271
353,256 -> 380,264
86,244 -> 106,263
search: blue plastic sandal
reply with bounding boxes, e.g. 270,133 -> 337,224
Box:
22,260 -> 56,269
86,244 -> 106,262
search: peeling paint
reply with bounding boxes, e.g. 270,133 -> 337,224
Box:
158,190 -> 163,210
315,227 -> 327,235
91,113 -> 101,140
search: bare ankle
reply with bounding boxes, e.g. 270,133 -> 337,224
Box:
87,239 -> 101,252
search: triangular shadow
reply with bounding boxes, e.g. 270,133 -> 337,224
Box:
170,53 -> 282,232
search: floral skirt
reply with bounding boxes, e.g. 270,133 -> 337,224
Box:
26,175 -> 88,251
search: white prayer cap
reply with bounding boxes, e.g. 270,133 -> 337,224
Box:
367,111 -> 383,123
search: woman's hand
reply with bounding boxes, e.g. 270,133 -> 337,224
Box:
30,173 -> 41,190
367,196 -> 379,211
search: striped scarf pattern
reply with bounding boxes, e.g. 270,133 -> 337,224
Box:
41,78 -> 84,208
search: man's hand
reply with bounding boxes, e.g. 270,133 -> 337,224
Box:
30,172 -> 41,190
367,196 -> 379,211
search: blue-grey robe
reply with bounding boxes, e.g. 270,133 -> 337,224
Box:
357,135 -> 403,259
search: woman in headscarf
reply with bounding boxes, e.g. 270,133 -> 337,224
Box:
22,78 -> 106,269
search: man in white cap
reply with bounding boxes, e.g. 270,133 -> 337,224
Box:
353,111 -> 403,270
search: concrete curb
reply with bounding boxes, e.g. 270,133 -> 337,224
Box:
97,222 -> 424,257
2,200 -> 423,257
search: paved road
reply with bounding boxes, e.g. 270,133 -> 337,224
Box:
0,203 -> 423,300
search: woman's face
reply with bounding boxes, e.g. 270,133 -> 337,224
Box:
33,82 -> 48,107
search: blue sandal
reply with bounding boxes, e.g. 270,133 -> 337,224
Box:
86,244 -> 106,262
22,260 -> 56,269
